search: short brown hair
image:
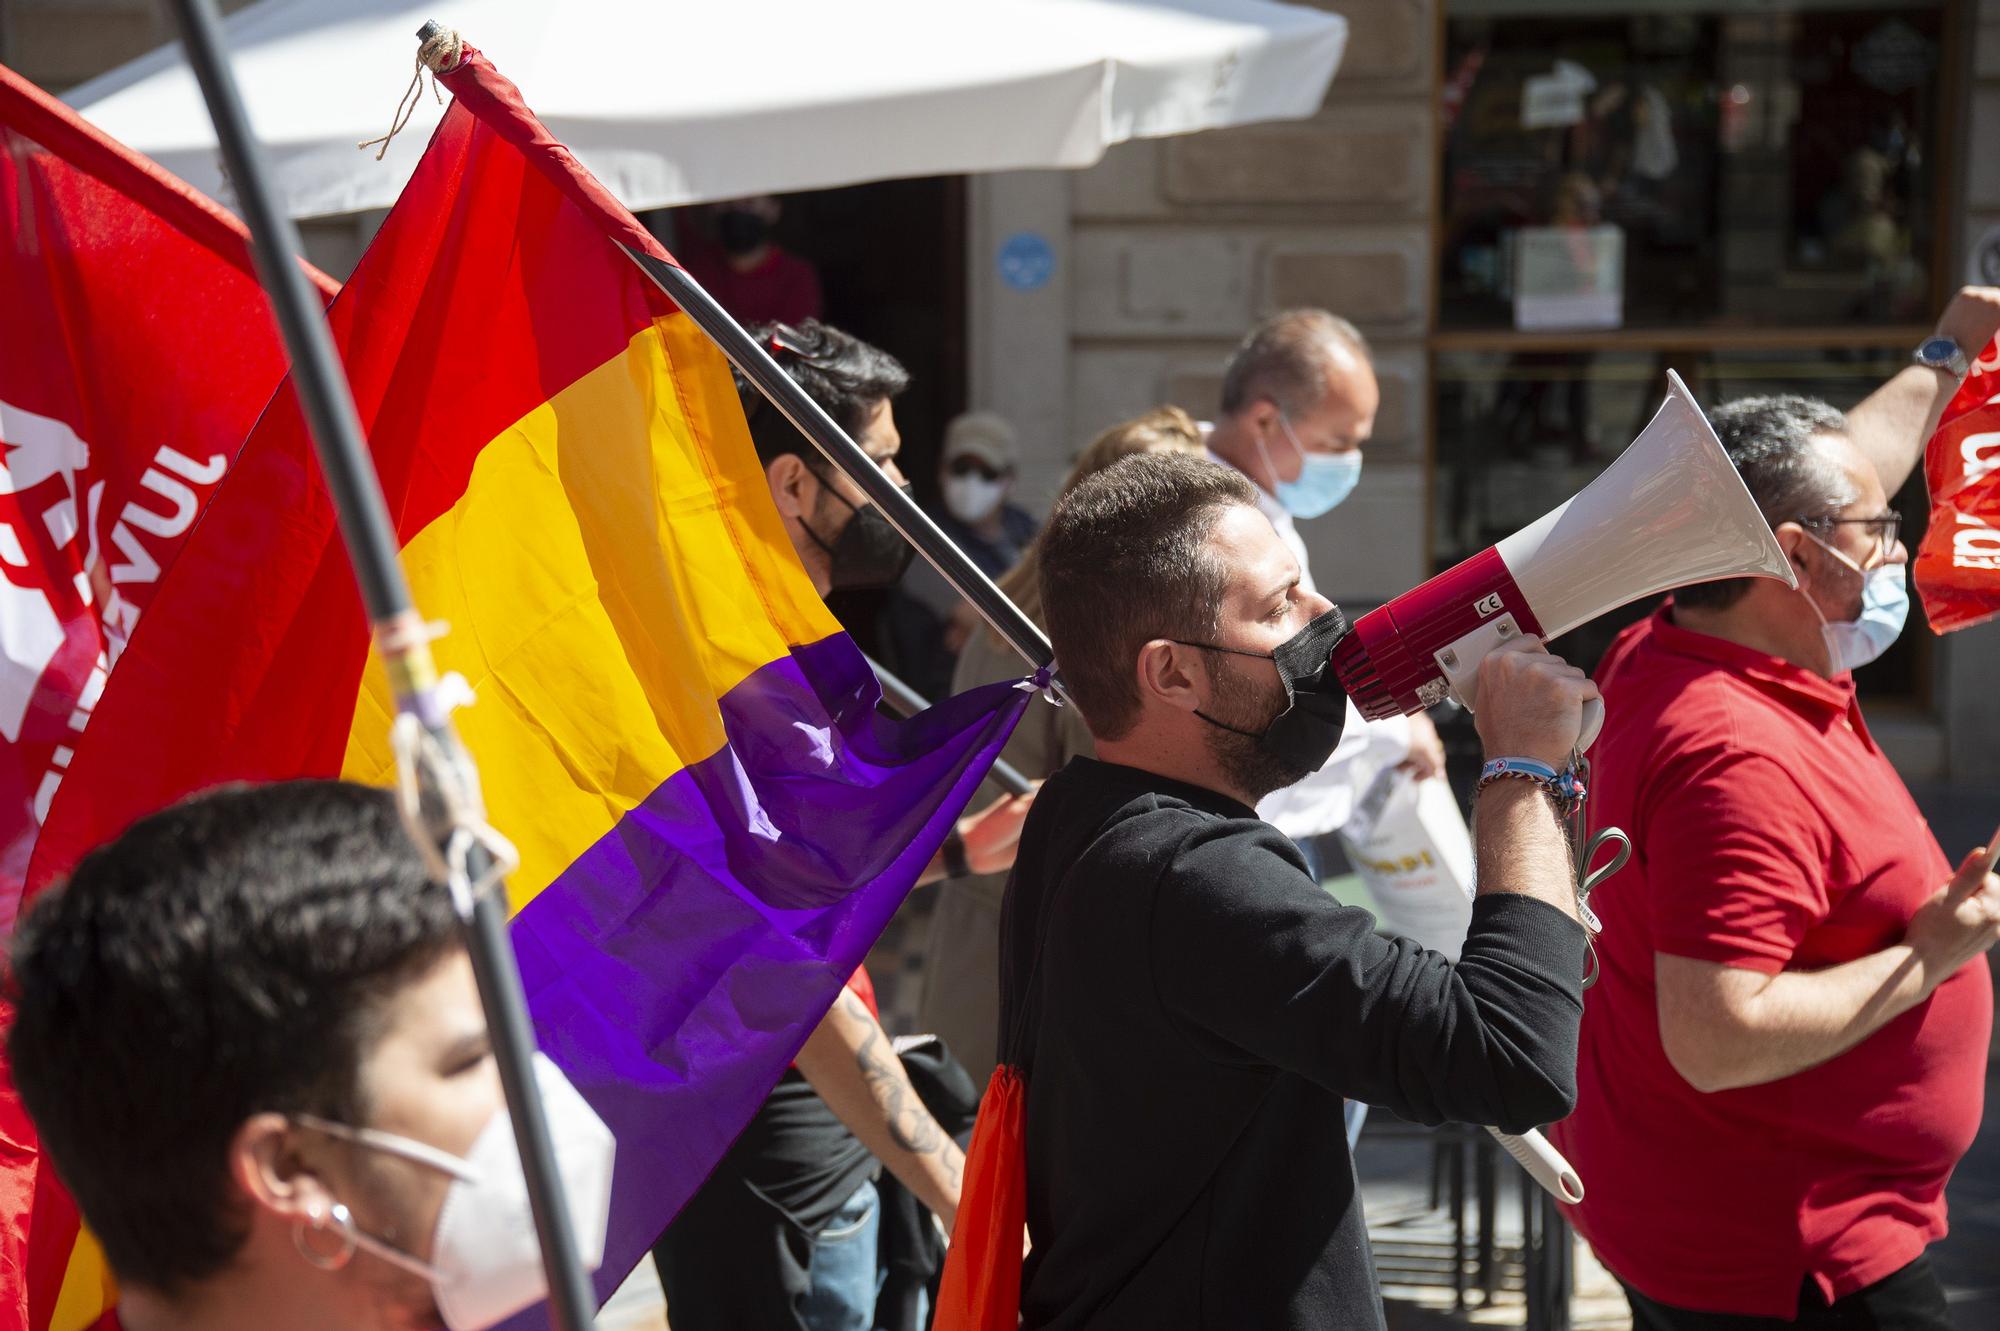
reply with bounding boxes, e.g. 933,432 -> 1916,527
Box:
1039,452 -> 1258,739
988,406 -> 1208,644
1219,309 -> 1369,418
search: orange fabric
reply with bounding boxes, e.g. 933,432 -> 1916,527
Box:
1914,334 -> 2000,632
934,1065 -> 1027,1331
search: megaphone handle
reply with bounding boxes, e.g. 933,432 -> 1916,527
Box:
1578,696 -> 1604,752
1444,686 -> 1603,752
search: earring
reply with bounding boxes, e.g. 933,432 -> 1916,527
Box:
292,1199 -> 359,1272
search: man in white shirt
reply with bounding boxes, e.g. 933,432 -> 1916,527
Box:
1203,309 -> 1445,855
1201,310 -> 1446,1146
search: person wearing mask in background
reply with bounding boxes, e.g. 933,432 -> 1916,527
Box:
678,194 -> 823,327
652,319 -> 1032,1331
1202,309 -> 1446,1145
1551,288 -> 2000,1331
885,411 -> 1039,702
1202,310 -> 1446,864
921,406 -> 1209,1083
7,780 -> 617,1331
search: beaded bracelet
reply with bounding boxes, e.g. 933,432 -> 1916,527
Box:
1475,756 -> 1587,817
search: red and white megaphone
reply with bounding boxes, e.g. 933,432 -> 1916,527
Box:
1330,371 -> 1796,749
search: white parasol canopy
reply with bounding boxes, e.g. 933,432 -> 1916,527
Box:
66,0 -> 1347,219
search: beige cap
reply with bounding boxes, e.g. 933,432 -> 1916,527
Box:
942,411 -> 1017,471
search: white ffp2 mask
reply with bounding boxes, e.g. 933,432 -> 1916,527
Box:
295,1052 -> 616,1331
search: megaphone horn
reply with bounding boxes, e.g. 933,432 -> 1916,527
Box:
1330,370 -> 1796,750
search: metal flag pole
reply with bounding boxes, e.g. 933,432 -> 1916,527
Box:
158,2 -> 598,1327
622,245 -> 1058,681
864,655 -> 1037,797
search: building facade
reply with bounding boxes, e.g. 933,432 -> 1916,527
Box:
9,0 -> 2000,779
971,0 -> 2000,782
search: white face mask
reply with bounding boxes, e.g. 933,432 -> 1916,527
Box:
293,1052 -> 616,1331
1799,530 -> 1909,674
943,472 -> 1007,525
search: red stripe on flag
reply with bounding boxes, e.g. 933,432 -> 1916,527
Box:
32,48 -> 673,891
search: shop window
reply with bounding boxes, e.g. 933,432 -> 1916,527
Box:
1442,1 -> 1949,332
1434,1 -> 1953,704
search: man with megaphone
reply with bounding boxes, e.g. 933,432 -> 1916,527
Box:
988,450 -> 1597,1331
1549,287 -> 2000,1331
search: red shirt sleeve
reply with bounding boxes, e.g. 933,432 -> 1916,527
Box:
1640,749 -> 1833,973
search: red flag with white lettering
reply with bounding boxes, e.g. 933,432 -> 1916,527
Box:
0,66 -> 335,929
0,63 -> 334,1330
1915,338 -> 2000,632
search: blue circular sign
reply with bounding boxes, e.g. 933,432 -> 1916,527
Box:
997,231 -> 1055,292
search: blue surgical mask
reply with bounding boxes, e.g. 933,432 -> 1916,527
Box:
1255,413 -> 1363,519
1801,531 -> 1908,674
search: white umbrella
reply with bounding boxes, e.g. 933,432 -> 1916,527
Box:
66,0 -> 1346,219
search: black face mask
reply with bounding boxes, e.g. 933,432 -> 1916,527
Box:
715,208 -> 771,256
1176,607 -> 1351,778
802,479 -> 918,591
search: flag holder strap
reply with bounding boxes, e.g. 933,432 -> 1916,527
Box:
620,245 -> 1062,690
159,2 -> 600,1328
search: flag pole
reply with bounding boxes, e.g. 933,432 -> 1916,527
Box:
865,656 -> 1037,797
157,3 -> 599,1327
622,246 -> 1059,682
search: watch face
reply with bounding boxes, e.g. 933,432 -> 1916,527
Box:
1919,336 -> 1962,366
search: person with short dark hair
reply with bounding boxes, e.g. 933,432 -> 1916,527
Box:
8,780 -> 615,1331
653,319 -> 1031,1331
1003,449 -> 1599,1329
1550,287 -> 2000,1330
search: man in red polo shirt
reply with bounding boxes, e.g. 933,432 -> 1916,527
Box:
1552,288 -> 2000,1329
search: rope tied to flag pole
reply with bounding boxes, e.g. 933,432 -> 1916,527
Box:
358,23 -> 463,159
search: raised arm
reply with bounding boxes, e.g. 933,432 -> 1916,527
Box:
1843,286 -> 2000,497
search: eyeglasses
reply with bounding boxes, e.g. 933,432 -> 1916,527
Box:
945,455 -> 1007,481
1798,510 -> 1901,553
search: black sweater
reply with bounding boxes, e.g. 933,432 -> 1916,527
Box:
998,758 -> 1587,1330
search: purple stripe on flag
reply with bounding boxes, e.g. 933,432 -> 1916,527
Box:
501,632 -> 1030,1321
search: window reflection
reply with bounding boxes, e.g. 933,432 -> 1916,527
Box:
1441,2 -> 1946,332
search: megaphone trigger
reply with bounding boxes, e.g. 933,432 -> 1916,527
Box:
1435,619 -> 1606,752
1331,370 -> 1793,752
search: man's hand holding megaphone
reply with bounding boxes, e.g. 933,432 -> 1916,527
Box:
1470,636 -> 1602,768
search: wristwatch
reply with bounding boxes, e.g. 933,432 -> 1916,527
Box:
1913,334 -> 1969,380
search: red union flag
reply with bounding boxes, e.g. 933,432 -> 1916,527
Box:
0,65 -> 335,932
0,63 -> 335,1331
1915,337 -> 2000,632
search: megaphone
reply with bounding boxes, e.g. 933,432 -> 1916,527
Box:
1330,371 -> 1796,749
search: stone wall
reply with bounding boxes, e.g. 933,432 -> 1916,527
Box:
974,1 -> 1437,605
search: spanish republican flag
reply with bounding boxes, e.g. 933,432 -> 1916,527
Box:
33,44 -> 1026,1322
1,64 -> 336,1331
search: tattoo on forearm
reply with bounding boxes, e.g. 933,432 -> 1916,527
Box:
846,993 -> 946,1157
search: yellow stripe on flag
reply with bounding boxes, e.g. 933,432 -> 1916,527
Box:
48,1229 -> 113,1331
342,312 -> 840,906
